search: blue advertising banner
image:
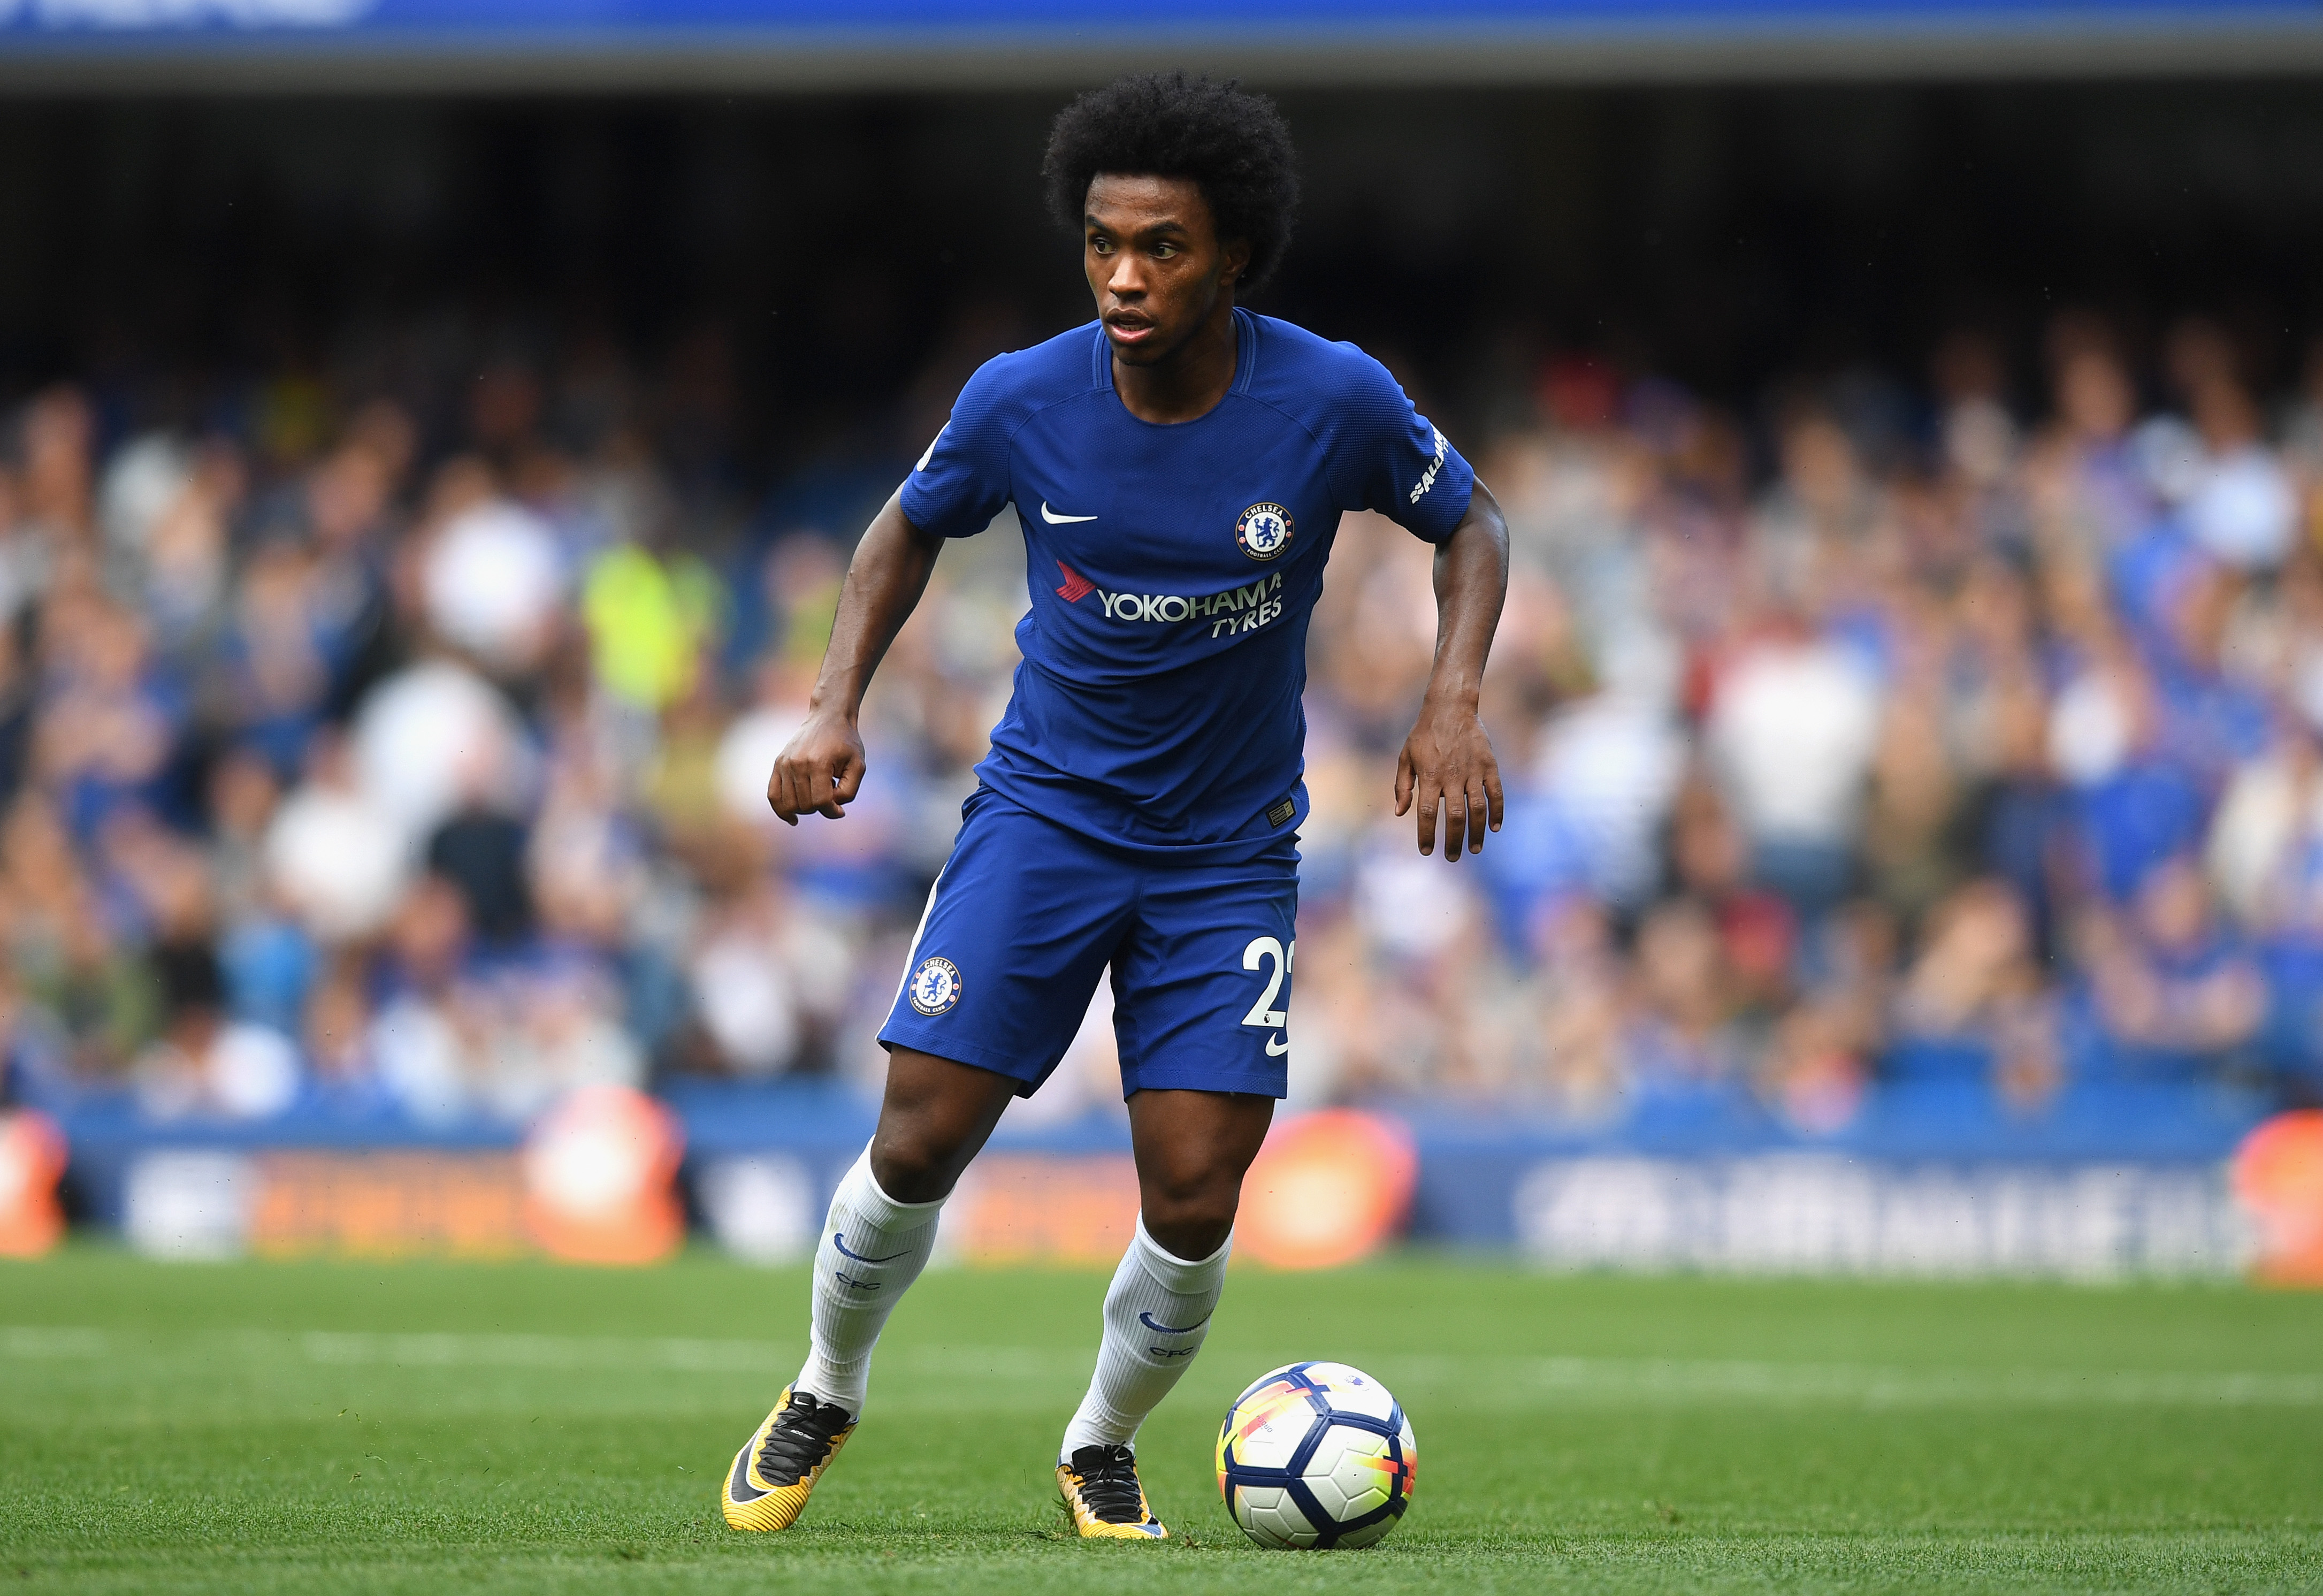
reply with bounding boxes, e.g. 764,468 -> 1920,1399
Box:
0,0 -> 2316,35
0,0 -> 2317,87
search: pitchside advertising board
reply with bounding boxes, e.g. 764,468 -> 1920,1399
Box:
48,1097 -> 2323,1281
0,0 -> 2319,81
1506,1155 -> 2251,1277
86,1141 -> 2267,1277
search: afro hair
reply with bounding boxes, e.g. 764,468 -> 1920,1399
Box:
1042,72 -> 1301,295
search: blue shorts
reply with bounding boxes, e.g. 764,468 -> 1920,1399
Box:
878,786 -> 1298,1099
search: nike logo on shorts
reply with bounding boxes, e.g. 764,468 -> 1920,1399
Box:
1266,1034 -> 1289,1057
1041,502 -> 1098,523
832,1233 -> 909,1264
1137,1311 -> 1208,1334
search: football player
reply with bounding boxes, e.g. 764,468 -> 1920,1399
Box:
724,71 -> 1506,1540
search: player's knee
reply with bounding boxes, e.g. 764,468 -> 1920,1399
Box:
867,1125 -> 962,1204
1140,1169 -> 1241,1255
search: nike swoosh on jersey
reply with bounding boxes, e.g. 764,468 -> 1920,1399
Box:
729,1445 -> 768,1502
832,1233 -> 910,1264
1041,502 -> 1098,523
1265,1034 -> 1290,1057
1137,1311 -> 1209,1334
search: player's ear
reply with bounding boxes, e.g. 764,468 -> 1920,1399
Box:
1221,237 -> 1253,294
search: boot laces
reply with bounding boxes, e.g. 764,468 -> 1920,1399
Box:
755,1391 -> 852,1486
1068,1444 -> 1147,1523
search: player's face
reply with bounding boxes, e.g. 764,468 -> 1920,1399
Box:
1083,174 -> 1252,368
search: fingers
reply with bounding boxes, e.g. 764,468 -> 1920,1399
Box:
1409,748 -> 1455,859
831,753 -> 867,808
1463,774 -> 1489,857
765,763 -> 801,825
1410,765 -> 1496,862
767,748 -> 862,825
1435,779 -> 1475,862
804,758 -> 851,820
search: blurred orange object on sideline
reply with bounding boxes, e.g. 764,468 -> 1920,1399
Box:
0,1111 -> 67,1258
951,1152 -> 1140,1266
1237,1109 -> 1418,1270
522,1086 -> 686,1265
2232,1111 -> 2323,1286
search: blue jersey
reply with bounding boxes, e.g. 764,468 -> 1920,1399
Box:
899,308 -> 1475,863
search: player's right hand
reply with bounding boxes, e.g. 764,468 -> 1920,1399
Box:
767,711 -> 867,825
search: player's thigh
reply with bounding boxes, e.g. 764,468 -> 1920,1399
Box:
868,1047 -> 1019,1201
1111,848 -> 1300,1098
1126,1088 -> 1275,1216
877,791 -> 1134,1095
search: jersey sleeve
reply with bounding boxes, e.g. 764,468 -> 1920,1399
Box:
898,357 -> 1017,539
1332,352 -> 1476,544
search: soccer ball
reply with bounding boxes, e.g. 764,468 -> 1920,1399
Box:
1215,1361 -> 1416,1549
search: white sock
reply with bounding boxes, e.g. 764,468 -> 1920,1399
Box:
1059,1218 -> 1231,1461
793,1145 -> 944,1418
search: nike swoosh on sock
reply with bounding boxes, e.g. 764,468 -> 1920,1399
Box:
832,1233 -> 911,1264
1137,1311 -> 1209,1335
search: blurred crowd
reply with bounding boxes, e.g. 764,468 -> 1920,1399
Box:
3,307 -> 2321,1134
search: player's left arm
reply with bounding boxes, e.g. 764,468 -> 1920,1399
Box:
1393,480 -> 1509,861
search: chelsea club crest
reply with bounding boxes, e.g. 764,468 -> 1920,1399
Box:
1234,502 -> 1294,562
907,955 -> 962,1015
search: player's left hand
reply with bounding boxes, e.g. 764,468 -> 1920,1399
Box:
1394,696 -> 1503,861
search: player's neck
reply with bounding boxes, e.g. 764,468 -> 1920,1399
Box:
1111,301 -> 1237,425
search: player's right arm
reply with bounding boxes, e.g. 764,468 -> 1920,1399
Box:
771,355 -> 1015,823
766,489 -> 944,825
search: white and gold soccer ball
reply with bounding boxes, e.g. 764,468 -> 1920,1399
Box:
1215,1361 -> 1416,1549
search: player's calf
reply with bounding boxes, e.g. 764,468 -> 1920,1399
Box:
793,1143 -> 946,1416
1057,1216 -> 1231,1524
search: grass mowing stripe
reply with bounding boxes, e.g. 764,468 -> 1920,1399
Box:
302,1333 -> 793,1372
3,1326 -> 792,1371
11,1324 -> 2323,1406
0,1326 -> 110,1358
1390,1354 -> 2323,1407
7,1258 -> 2320,1593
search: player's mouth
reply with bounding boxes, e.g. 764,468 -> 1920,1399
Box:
1104,312 -> 1158,346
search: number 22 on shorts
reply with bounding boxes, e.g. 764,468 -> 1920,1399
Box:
1241,936 -> 1295,1057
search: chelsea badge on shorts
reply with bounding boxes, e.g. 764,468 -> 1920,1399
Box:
1235,501 -> 1294,562
907,955 -> 962,1016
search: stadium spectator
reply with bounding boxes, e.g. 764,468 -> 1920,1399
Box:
0,301 -> 2317,1140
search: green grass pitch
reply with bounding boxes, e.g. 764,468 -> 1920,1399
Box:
4,1250 -> 2321,1593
